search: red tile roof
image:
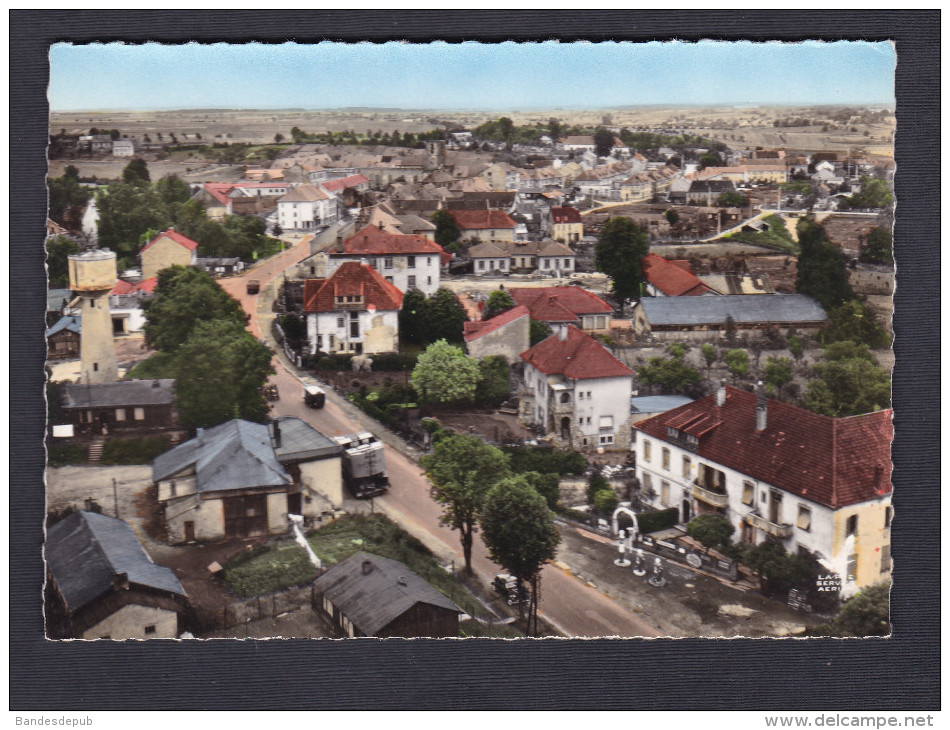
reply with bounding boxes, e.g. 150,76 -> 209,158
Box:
302,261 -> 403,314
509,286 -> 612,323
463,305 -> 530,342
141,229 -> 200,254
344,225 -> 450,265
111,277 -> 157,296
520,325 -> 632,380
641,253 -> 713,297
449,209 -> 516,231
635,386 -> 893,509
320,174 -> 370,193
203,183 -> 235,206
550,206 -> 582,224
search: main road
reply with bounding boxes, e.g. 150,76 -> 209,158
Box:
218,229 -> 661,638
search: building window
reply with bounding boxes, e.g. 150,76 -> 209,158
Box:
427,276 -> 432,285
662,448 -> 670,470
578,392 -> 584,400
846,515 -> 858,537
93,363 -> 99,372
115,408 -> 126,422
478,260 -> 485,270
169,480 -> 176,497
682,455 -> 691,478
884,506 -> 893,529
407,255 -> 416,268
564,259 -> 571,268
144,625 -> 156,635
337,317 -> 345,328
641,472 -> 652,495
797,505 -> 812,532
880,544 -> 892,573
599,416 -> 614,433
384,257 -> 393,269
599,435 -> 614,445
133,407 -> 145,421
846,554 -> 858,583
742,481 -> 754,505
386,276 -> 393,283
642,440 -> 651,462
661,481 -> 670,507
408,275 -> 416,289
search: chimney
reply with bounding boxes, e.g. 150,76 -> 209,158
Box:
755,381 -> 767,431
716,379 -> 726,407
196,427 -> 204,444
273,420 -> 282,448
361,559 -> 373,575
112,572 -> 129,591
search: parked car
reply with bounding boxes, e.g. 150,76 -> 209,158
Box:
492,573 -> 530,606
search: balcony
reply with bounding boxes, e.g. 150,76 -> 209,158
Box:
746,512 -> 793,539
692,482 -> 729,509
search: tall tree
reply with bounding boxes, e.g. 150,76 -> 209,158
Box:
795,216 -> 854,310
427,287 -> 468,343
122,158 -> 151,184
860,227 -> 893,266
482,289 -> 515,321
94,183 -> 172,268
594,217 -> 649,302
154,174 -> 191,206
480,476 -> 560,635
46,235 -> 80,289
421,434 -> 511,575
474,356 -> 511,406
411,339 -> 481,404
431,209 -> 460,249
398,287 -> 430,346
529,319 -> 552,346
638,356 -> 701,394
723,348 -> 749,385
802,341 -> 891,417
142,266 -> 249,353
819,298 -> 891,349
764,356 -> 793,399
48,166 -> 92,224
593,127 -> 615,157
173,319 -> 274,428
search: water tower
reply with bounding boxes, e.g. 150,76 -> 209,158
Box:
68,248 -> 119,384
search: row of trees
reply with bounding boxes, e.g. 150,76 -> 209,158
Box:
288,126 -> 444,148
399,288 -> 468,346
137,266 -> 273,428
422,433 -> 560,635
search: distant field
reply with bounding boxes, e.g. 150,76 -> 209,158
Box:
50,105 -> 894,158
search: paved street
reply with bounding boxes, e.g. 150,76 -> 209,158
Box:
215,229 -> 663,638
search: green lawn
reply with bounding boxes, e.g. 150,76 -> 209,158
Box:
722,214 -> 799,254
222,514 -> 493,621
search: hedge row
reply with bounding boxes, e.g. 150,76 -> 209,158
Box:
304,352 -> 420,373
99,437 -> 171,465
503,446 -> 588,476
635,507 -> 679,534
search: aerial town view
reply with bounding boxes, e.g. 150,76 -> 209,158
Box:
44,41 -> 896,640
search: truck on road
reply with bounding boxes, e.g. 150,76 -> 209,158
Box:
246,279 -> 261,295
301,380 -> 326,408
331,431 -> 390,499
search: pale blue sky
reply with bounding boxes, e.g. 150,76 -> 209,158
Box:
49,41 -> 896,111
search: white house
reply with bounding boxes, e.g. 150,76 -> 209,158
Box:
303,261 -> 404,355
634,383 -> 893,592
327,224 -> 448,297
519,325 -> 634,451
112,139 -> 136,157
277,184 -> 340,232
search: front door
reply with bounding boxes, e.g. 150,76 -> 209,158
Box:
287,492 -> 302,517
681,499 -> 692,525
184,521 -> 196,542
224,494 -> 269,537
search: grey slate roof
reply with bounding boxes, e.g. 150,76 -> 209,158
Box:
46,315 -> 81,337
631,395 -> 695,414
62,379 -> 176,409
48,288 -> 73,312
152,419 -> 290,493
313,551 -> 461,636
271,417 -> 342,463
688,180 -> 736,194
46,511 -> 185,614
639,294 -> 827,326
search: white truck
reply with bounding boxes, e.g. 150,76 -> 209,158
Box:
330,432 -> 390,499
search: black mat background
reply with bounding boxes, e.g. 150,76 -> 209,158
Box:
10,11 -> 939,711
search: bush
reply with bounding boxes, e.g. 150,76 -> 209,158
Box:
313,354 -> 352,371
593,489 -> 618,514
47,443 -> 88,466
99,437 -> 171,465
370,352 -> 419,371
635,507 -> 678,534
587,472 -> 610,503
503,446 -> 588,476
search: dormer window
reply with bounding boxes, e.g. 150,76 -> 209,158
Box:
666,427 -> 680,439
